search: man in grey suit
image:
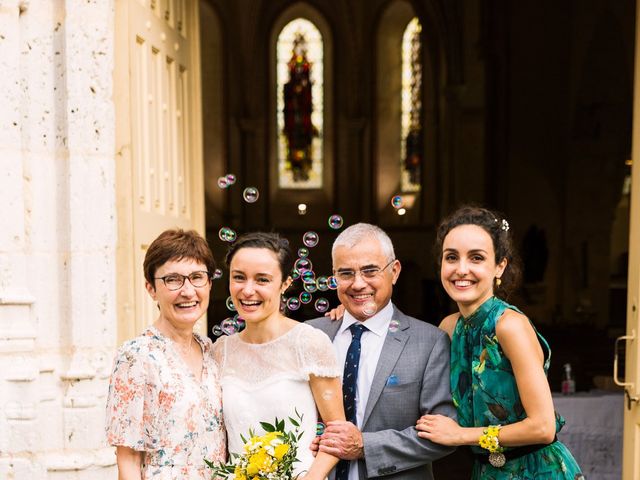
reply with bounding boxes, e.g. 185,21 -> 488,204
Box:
308,223 -> 456,480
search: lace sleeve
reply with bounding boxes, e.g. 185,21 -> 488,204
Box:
298,325 -> 341,378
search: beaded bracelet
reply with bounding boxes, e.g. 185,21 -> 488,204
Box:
478,425 -> 506,467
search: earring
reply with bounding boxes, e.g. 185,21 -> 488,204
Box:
495,277 -> 502,287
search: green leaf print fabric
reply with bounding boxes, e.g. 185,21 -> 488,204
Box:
450,296 -> 583,479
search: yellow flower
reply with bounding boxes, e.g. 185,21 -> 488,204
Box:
274,443 -> 289,460
248,450 -> 274,474
234,465 -> 247,480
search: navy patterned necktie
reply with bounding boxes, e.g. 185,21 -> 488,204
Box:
336,323 -> 368,480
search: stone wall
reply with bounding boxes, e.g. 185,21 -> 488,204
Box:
0,1 -> 118,478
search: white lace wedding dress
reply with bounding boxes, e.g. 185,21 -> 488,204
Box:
213,323 -> 341,476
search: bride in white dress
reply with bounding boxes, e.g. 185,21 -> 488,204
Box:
213,232 -> 345,480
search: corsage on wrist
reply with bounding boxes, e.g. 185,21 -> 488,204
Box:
478,425 -> 506,468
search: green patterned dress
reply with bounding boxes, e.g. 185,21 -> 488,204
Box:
450,296 -> 583,479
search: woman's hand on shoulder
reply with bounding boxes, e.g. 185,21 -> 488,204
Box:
324,304 -> 345,321
438,313 -> 459,339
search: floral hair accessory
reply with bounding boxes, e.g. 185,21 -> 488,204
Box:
500,219 -> 509,232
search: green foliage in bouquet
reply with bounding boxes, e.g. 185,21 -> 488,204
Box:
207,410 -> 305,480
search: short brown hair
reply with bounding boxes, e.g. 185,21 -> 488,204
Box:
143,229 -> 216,286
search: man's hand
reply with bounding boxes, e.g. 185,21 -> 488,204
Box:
318,421 -> 364,460
309,435 -> 320,457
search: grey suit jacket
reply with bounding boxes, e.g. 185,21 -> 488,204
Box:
308,305 -> 456,480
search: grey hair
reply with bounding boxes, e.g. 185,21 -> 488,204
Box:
332,223 -> 396,263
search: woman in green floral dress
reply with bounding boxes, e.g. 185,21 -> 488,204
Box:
416,206 -> 583,479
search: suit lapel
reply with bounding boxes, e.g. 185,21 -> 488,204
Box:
362,309 -> 410,427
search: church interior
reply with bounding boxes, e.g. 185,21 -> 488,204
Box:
199,0 -> 634,424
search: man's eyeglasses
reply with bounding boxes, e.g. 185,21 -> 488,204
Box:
154,271 -> 211,291
334,260 -> 396,284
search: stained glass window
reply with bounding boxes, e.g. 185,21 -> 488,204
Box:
277,19 -> 323,189
401,17 -> 422,193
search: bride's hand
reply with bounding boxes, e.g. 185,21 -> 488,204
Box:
309,435 -> 319,457
324,304 -> 345,321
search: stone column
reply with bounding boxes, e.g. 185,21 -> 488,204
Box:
0,1 -> 118,478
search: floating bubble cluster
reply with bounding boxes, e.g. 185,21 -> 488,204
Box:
212,314 -> 246,337
302,231 -> 319,247
328,214 -> 344,230
242,187 -> 259,203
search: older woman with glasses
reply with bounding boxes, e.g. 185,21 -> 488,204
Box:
105,229 -> 226,480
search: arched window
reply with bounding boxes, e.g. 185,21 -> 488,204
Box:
276,19 -> 324,189
401,17 -> 422,193
376,1 -> 434,224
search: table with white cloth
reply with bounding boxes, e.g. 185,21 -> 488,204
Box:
553,390 -> 624,480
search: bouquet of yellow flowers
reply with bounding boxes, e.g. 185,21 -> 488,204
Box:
207,411 -> 304,480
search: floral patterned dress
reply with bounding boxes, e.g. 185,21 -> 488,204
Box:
451,296 -> 583,479
105,326 -> 226,479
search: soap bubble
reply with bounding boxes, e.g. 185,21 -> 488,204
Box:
217,176 -> 228,189
303,282 -> 318,293
316,422 -> 326,435
388,319 -> 400,333
225,173 -> 236,185
243,187 -> 259,203
218,227 -> 236,242
302,231 -> 319,248
314,298 -> 330,313
286,297 -> 301,311
297,247 -> 309,258
391,195 -> 403,209
221,317 -> 237,335
328,276 -> 338,290
290,269 -> 300,280
234,316 -> 246,332
225,296 -> 236,311
328,214 -> 344,230
294,258 -> 312,272
212,268 -> 223,280
316,276 -> 329,291
301,270 -> 316,284
299,291 -> 312,304
362,301 -> 377,317
212,325 -> 223,336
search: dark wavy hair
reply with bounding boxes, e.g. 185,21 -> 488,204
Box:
225,231 -> 293,283
143,229 -> 216,286
434,205 -> 522,299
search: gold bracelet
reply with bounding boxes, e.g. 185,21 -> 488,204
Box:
478,425 -> 506,468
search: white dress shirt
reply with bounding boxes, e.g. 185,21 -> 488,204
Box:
331,301 -> 393,480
